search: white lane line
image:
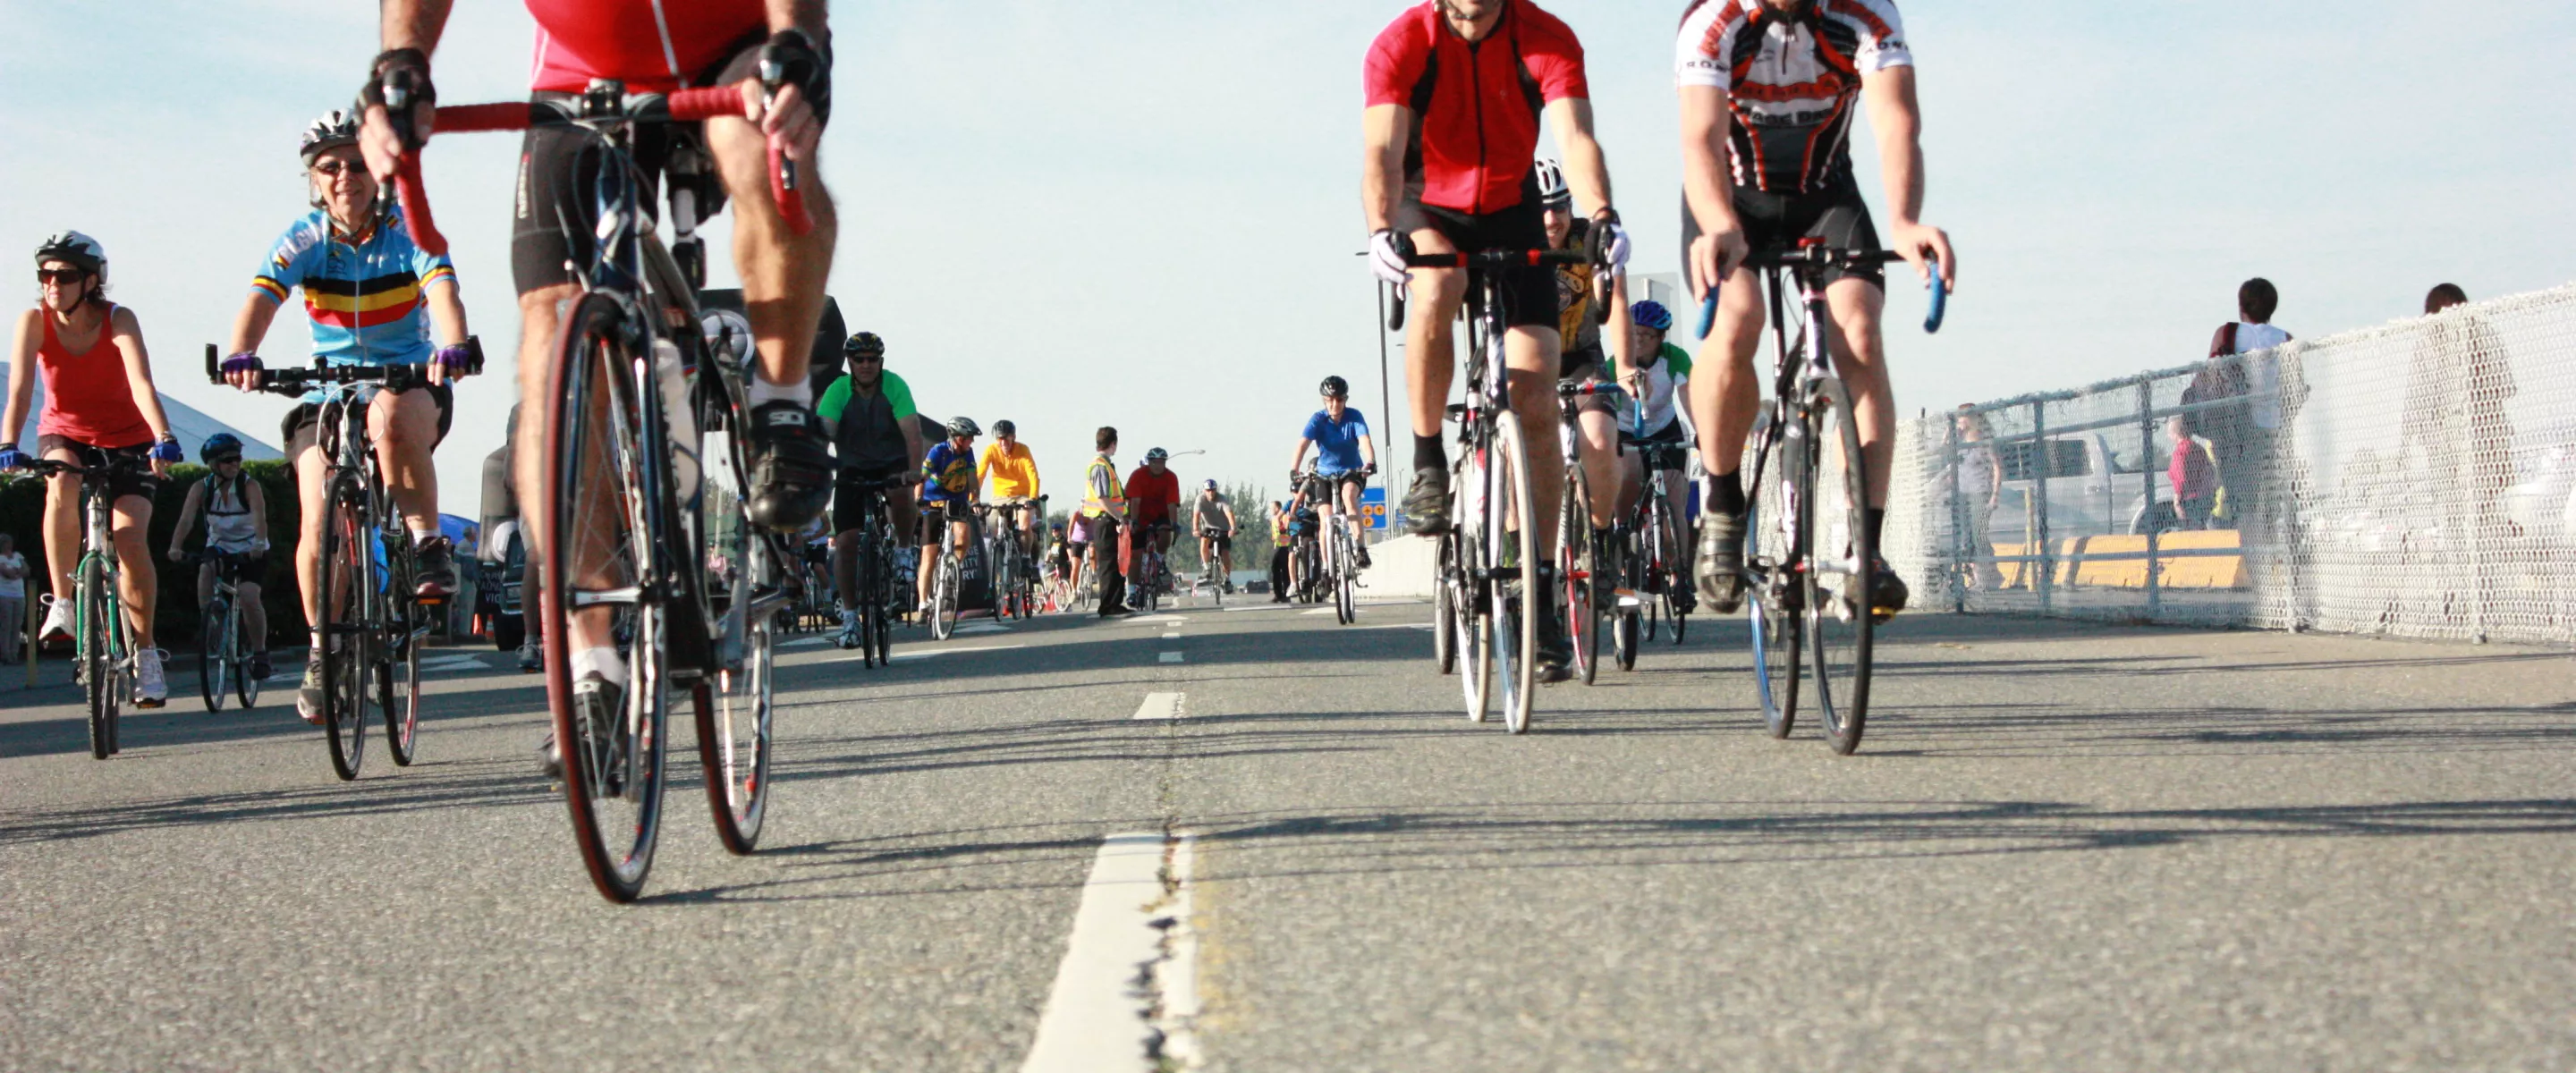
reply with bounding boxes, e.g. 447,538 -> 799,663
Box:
958,621 -> 1012,635
1352,622 -> 1436,631
1131,692 -> 1184,720
781,636 -> 831,649
1153,834 -> 1203,1069
418,655 -> 488,674
883,643 -> 1028,661
1219,604 -> 1295,612
1128,614 -> 1190,625
1161,631 -> 1181,639
1158,652 -> 1184,664
1021,832 -> 1166,1073
1300,607 -> 1336,616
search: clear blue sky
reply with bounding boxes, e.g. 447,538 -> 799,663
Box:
4,1 -> 2569,507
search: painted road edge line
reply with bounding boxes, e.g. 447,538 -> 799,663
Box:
1150,833 -> 1203,1069
1021,832 -> 1199,1073
1131,693 -> 1184,721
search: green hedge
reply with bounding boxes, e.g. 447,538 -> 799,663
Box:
0,460 -> 302,648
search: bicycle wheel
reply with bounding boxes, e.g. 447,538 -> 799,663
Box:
1333,532 -> 1355,625
1453,469 -> 1494,722
381,532 -> 423,768
234,603 -> 264,709
542,291 -> 674,902
80,558 -> 116,759
1614,597 -> 1640,672
1805,378 -> 1874,755
1750,431 -> 1804,739
1558,462 -> 1597,685
928,553 -> 957,640
199,594 -> 229,712
697,435 -> 776,853
1431,532 -> 1459,675
1488,410 -> 1539,734
318,475 -> 371,781
1655,507 -> 1689,646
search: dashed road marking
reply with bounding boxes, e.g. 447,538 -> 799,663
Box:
781,636 -> 831,649
1158,652 -> 1184,664
1161,631 -> 1181,639
1131,692 -> 1184,720
885,644 -> 1028,661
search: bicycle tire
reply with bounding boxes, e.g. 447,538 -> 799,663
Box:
698,427 -> 776,853
1806,377 -> 1874,755
1750,429 -> 1804,739
1453,468 -> 1494,722
1431,532 -> 1458,675
1489,410 -> 1539,734
80,557 -> 116,759
235,601 -> 263,709
382,532 -> 422,767
1655,507 -> 1689,646
318,475 -> 370,782
199,594 -> 228,712
1614,601 -> 1640,672
542,290 -> 673,902
1559,462 -> 1597,685
1332,530 -> 1354,624
928,553 -> 957,641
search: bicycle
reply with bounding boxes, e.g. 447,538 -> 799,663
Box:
191,550 -> 265,712
215,353 -> 466,778
1195,526 -> 1229,608
1398,244 -> 1601,734
839,477 -> 903,667
983,496 -> 1045,621
924,499 -> 976,641
1549,380 -> 1623,683
1297,473 -> 1365,625
1130,521 -> 1174,613
24,456 -> 156,758
1698,241 -> 1946,755
394,75 -> 810,900
1614,434 -> 1694,670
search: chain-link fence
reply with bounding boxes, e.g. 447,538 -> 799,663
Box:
1888,283 -> 2576,646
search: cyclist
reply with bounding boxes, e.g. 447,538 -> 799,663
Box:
1614,300 -> 1696,604
1364,0 -> 1629,682
1287,376 -> 1377,570
917,417 -> 981,613
817,331 -> 922,648
217,113 -> 473,723
2,232 -> 187,705
163,433 -> 276,684
978,418 -> 1042,562
360,0 -> 839,738
1538,159 -> 1630,553
1677,0 -> 1956,620
1043,520 -> 1073,604
1080,427 -> 1131,618
1192,479 -> 1237,592
1126,447 -> 1183,596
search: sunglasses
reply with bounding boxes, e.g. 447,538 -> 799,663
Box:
37,268 -> 87,285
310,159 -> 361,178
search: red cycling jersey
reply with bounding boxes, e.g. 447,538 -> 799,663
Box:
1365,1 -> 1589,216
1124,467 -> 1182,527
525,0 -> 768,94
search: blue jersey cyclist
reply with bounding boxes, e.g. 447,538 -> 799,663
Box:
917,417 -> 982,610
1287,375 -> 1379,570
218,112 -> 476,725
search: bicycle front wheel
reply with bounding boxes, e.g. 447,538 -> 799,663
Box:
382,532 -> 423,767
199,595 -> 229,713
1750,428 -> 1805,739
318,477 -> 373,780
1558,462 -> 1597,685
1805,378 -> 1874,755
1488,410 -> 1539,735
1431,532 -> 1459,675
235,604 -> 264,709
928,553 -> 957,641
80,558 -> 117,759
698,436 -> 777,853
543,291 -> 674,902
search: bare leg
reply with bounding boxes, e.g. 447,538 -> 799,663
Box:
1578,408 -> 1625,528
292,442 -> 329,634
515,283 -> 617,659
109,497 -> 156,649
1403,228 -> 1467,443
1690,266 -> 1770,480
39,456 -> 82,604
704,116 -> 838,391
1823,278 -> 1894,509
1504,326 -> 1566,554
370,389 -> 443,533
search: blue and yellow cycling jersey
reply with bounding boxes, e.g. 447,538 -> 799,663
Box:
250,207 -> 456,376
920,440 -> 977,503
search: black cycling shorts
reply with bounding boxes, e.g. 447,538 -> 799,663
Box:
1684,174 -> 1886,291
34,435 -> 161,503
283,381 -> 454,456
1626,419 -> 1690,471
1397,176 -> 1555,333
833,468 -> 904,535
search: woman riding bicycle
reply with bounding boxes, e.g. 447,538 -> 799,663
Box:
164,433 -> 275,682
0,231 -> 188,706
1616,300 -> 1696,591
216,112 -> 474,724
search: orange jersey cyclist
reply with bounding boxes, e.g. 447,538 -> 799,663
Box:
1363,0 -> 1630,682
1676,0 -> 1956,618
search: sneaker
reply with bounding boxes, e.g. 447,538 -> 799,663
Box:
1696,512 -> 1747,614
835,609 -> 862,649
133,648 -> 168,707
413,536 -> 459,597
1402,467 -> 1451,536
538,675 -> 626,787
1355,545 -> 1374,570
743,401 -> 835,533
297,654 -> 326,724
518,640 -> 543,674
1530,566 -> 1572,684
1868,557 -> 1911,623
38,596 -> 72,642
249,653 -> 274,681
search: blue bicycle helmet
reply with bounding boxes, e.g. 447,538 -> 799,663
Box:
1631,300 -> 1674,333
199,433 -> 243,463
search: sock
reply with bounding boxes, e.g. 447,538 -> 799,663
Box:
571,646 -> 630,689
1864,508 -> 1887,560
746,376 -> 814,410
1707,470 -> 1746,518
411,527 -> 438,548
1412,435 -> 1447,473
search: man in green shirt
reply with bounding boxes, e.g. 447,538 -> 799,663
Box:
817,332 -> 926,646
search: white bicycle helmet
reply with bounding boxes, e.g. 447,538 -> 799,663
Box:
1532,158 -> 1572,209
301,110 -> 361,165
33,231 -> 106,280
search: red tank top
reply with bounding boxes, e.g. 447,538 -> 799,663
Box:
36,305 -> 153,448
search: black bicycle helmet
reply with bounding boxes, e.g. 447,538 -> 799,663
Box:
1318,376 -> 1349,399
199,433 -> 243,463
1145,447 -> 1169,461
945,416 -> 981,438
993,419 -> 1016,436
300,110 -> 361,165
844,331 -> 886,359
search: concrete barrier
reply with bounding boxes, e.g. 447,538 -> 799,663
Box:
1358,535 -> 1437,599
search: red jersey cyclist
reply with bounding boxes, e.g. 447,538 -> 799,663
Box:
217,113 -> 475,725
1677,0 -> 1956,619
359,0 -> 840,730
1,232 -> 191,706
1363,0 -> 1630,681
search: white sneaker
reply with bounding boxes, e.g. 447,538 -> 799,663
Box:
38,597 -> 72,642
134,648 -> 168,708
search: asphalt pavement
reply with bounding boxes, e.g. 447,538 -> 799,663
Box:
2,596 -> 2570,1072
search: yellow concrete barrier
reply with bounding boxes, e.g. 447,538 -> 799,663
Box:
1987,530 -> 2246,590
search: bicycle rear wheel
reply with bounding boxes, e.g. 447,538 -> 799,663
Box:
543,291 -> 674,902
1431,532 -> 1459,675
199,595 -> 229,712
382,533 -> 423,767
80,559 -> 116,759
318,476 -> 371,781
1655,507 -> 1689,645
1488,410 -> 1539,734
1750,431 -> 1804,739
1805,378 -> 1874,755
698,427 -> 776,853
235,604 -> 263,709
1558,463 -> 1597,685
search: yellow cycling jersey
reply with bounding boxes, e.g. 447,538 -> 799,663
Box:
979,442 -> 1040,500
